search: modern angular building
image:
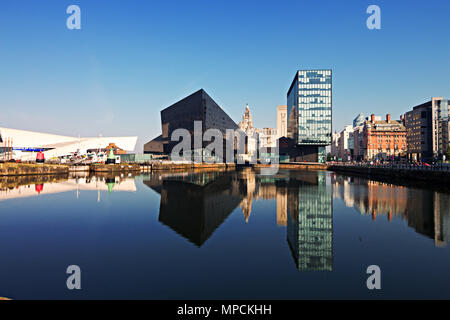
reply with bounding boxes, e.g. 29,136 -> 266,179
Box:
353,113 -> 365,128
286,70 -> 332,163
0,127 -> 137,161
144,89 -> 238,159
405,97 -> 449,162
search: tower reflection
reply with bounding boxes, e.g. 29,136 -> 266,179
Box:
286,172 -> 333,271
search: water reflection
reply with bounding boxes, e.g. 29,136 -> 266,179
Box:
141,169 -> 450,271
331,175 -> 450,247
0,173 -> 138,202
286,173 -> 333,271
145,173 -> 243,247
142,169 -> 334,270
1,169 -> 449,274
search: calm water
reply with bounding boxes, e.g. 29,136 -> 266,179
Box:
0,169 -> 449,299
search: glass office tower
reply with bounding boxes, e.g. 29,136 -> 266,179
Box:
287,70 -> 332,162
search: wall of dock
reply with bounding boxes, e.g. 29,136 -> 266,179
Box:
0,163 -> 69,176
1,161 -> 327,177
328,165 -> 450,185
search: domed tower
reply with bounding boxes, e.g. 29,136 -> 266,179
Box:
238,104 -> 254,133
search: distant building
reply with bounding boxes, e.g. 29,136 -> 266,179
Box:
362,114 -> 407,161
238,104 -> 254,133
236,104 -> 277,161
353,125 -> 365,161
353,113 -> 365,128
258,128 -> 277,149
366,115 -> 382,122
144,89 -> 238,160
104,143 -> 127,155
237,104 -> 258,162
405,97 -> 449,162
286,69 -> 332,163
277,105 -> 288,138
330,132 -> 340,160
338,125 -> 354,161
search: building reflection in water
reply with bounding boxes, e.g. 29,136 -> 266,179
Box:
331,174 -> 450,247
143,169 -> 335,271
145,172 -> 244,247
286,172 -> 333,271
0,173 -> 137,202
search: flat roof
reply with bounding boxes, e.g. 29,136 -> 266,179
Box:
286,69 -> 333,98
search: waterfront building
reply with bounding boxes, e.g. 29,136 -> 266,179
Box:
236,104 -> 278,161
258,127 -> 278,149
277,105 -> 288,138
238,104 -> 254,133
286,69 -> 332,163
330,132 -> 340,160
362,114 -> 407,161
338,125 -> 354,161
353,113 -> 365,128
237,104 -> 258,162
0,127 -> 137,161
405,97 -> 450,162
143,89 -> 238,160
353,125 -> 365,161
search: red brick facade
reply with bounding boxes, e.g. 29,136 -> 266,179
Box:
362,114 -> 407,160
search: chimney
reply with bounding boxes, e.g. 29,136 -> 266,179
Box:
386,114 -> 391,123
371,114 -> 375,123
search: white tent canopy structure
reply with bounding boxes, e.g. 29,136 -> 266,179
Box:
0,127 -> 137,161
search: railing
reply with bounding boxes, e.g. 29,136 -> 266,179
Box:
328,162 -> 450,172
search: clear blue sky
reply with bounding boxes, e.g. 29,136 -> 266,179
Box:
1,0 -> 449,151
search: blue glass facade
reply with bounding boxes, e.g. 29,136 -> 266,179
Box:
287,70 -> 332,146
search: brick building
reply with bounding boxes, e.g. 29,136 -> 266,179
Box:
405,98 -> 449,162
361,114 -> 407,161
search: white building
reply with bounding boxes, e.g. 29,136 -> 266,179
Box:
257,127 -> 278,149
0,127 -> 137,161
331,125 -> 354,162
237,105 -> 278,161
331,132 -> 340,160
277,105 -> 287,139
237,105 -> 259,162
